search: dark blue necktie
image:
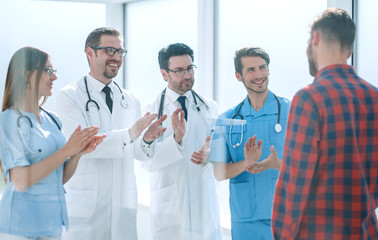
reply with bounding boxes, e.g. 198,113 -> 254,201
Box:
102,85 -> 113,113
177,96 -> 187,121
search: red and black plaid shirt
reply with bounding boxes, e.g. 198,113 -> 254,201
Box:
272,64 -> 378,239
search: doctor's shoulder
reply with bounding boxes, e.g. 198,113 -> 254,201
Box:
57,81 -> 81,96
121,89 -> 141,110
197,95 -> 218,116
0,110 -> 19,134
141,96 -> 160,114
0,109 -> 19,122
276,95 -> 291,115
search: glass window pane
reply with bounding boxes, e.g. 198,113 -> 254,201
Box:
216,0 -> 327,113
125,0 -> 198,106
356,0 -> 378,87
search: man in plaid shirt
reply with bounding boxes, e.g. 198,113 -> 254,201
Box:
272,8 -> 378,239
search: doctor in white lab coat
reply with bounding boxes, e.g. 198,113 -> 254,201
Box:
55,27 -> 166,240
136,43 -> 222,240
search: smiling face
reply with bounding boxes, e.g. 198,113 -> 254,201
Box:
28,57 -> 57,99
236,56 -> 269,95
87,35 -> 123,84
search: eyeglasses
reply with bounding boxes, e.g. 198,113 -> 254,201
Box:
166,65 -> 197,77
91,46 -> 127,58
44,67 -> 57,77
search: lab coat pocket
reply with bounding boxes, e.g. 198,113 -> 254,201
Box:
65,189 -> 97,218
230,181 -> 254,220
151,183 -> 181,231
65,173 -> 97,218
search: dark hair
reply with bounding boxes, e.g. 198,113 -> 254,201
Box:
85,27 -> 122,52
234,46 -> 270,75
158,43 -> 194,70
310,8 -> 355,51
2,46 -> 48,112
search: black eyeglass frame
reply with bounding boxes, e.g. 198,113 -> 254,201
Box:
91,46 -> 127,57
166,64 -> 197,77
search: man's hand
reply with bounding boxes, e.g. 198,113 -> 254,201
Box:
246,145 -> 281,174
244,135 -> 262,171
142,114 -> 168,143
171,107 -> 185,144
190,136 -> 211,165
129,113 -> 158,141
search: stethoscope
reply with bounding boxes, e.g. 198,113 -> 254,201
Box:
156,88 -> 212,141
17,107 -> 61,154
157,88 -> 209,120
84,76 -> 128,126
230,93 -> 282,148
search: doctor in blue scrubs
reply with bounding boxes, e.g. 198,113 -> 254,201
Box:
208,46 -> 290,240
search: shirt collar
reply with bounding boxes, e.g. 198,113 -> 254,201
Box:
165,87 -> 192,104
314,64 -> 355,82
87,74 -> 115,93
240,90 -> 278,117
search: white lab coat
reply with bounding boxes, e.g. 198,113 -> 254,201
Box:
55,75 -> 146,240
136,88 -> 222,240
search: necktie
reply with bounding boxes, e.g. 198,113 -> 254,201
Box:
177,96 -> 187,121
102,85 -> 113,113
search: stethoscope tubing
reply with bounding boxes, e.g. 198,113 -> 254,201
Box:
83,76 -> 128,127
157,88 -> 209,120
16,108 -> 61,154
229,93 -> 282,148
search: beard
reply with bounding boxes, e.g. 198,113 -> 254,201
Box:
103,69 -> 118,79
242,76 -> 268,94
307,44 -> 318,77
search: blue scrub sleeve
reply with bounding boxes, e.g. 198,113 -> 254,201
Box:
0,114 -> 30,179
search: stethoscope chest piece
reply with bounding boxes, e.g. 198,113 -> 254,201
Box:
275,123 -> 282,133
120,98 -> 128,109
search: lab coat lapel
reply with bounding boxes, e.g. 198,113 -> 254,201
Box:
112,88 -> 121,116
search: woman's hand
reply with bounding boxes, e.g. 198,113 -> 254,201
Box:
63,126 -> 100,157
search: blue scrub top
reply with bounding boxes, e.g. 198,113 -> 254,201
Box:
209,91 -> 290,222
0,109 -> 68,237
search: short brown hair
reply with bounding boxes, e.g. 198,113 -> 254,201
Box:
310,8 -> 355,51
84,27 -> 122,52
234,46 -> 270,75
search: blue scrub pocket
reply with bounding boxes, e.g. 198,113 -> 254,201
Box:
229,181 -> 255,220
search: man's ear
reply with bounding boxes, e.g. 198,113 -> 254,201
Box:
161,69 -> 169,82
346,49 -> 353,59
86,47 -> 94,59
235,71 -> 242,82
311,31 -> 320,47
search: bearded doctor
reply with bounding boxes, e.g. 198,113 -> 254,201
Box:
135,43 -> 222,240
55,27 -> 166,240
